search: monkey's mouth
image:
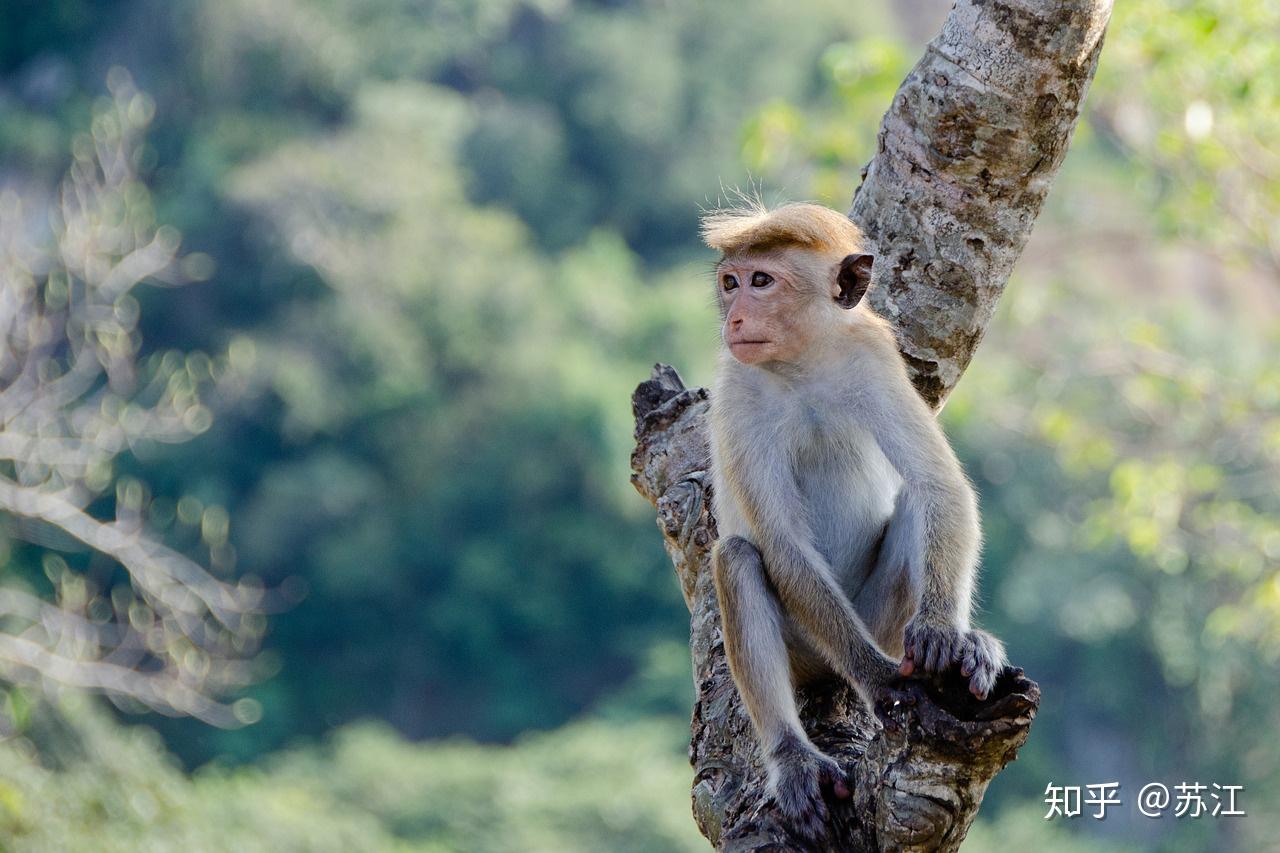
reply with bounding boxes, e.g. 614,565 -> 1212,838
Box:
729,339 -> 772,347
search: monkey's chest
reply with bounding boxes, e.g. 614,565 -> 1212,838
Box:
792,425 -> 899,578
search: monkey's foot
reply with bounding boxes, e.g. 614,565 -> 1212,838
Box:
767,737 -> 850,841
957,629 -> 1005,701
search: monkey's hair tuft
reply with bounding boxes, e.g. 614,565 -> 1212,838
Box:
700,202 -> 866,257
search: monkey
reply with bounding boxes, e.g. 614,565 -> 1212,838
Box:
703,201 -> 1006,839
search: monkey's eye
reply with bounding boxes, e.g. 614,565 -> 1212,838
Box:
751,272 -> 774,288
721,274 -> 739,291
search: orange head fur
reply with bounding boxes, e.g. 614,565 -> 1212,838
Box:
701,202 -> 868,259
701,202 -> 874,368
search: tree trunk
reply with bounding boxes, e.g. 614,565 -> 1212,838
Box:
630,1 -> 1112,850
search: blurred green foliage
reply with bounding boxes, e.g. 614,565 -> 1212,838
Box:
1093,0 -> 1280,269
0,699 -> 704,852
1,0 -> 1278,850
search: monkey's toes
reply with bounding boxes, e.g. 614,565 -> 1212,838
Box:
770,748 -> 844,841
773,774 -> 828,840
960,630 -> 1006,700
929,637 -> 954,672
965,644 -> 1001,699
968,664 -> 999,700
818,754 -> 852,800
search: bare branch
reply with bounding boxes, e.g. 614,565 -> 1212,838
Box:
0,70 -> 266,727
0,635 -> 240,727
0,478 -> 253,626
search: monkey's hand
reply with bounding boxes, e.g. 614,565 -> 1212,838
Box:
767,736 -> 851,841
900,618 -> 1007,701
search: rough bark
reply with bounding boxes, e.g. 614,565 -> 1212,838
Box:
630,1 -> 1112,850
855,0 -> 1112,410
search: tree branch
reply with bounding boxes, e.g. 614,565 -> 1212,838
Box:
857,0 -> 1112,409
631,1 -> 1111,849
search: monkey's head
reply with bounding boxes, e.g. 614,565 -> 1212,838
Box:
701,202 -> 873,367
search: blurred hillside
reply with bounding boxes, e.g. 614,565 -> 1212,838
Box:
1,0 -> 1278,850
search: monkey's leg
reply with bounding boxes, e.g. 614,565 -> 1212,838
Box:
716,442 -> 902,700
712,536 -> 849,840
762,535 -> 902,700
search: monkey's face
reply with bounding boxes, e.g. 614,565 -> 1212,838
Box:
717,253 -> 824,367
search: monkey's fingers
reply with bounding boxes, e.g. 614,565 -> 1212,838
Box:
962,630 -> 1005,700
783,797 -> 829,843
969,650 -> 1002,699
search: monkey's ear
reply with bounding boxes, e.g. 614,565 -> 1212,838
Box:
834,253 -> 873,309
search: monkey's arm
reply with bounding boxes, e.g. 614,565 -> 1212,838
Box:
717,433 -> 900,696
854,364 -> 1006,697
864,388 -> 978,625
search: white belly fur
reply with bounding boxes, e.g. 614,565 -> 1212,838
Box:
710,407 -> 900,596
794,424 -> 900,595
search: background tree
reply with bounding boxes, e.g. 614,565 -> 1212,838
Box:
0,71 -> 267,728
